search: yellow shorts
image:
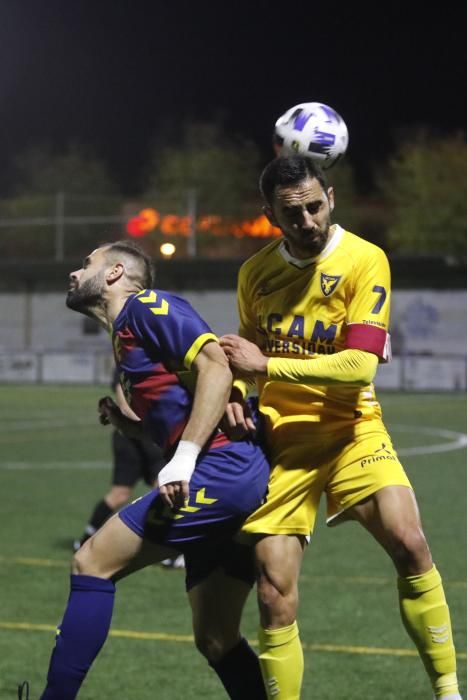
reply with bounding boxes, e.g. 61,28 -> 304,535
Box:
242,418 -> 412,536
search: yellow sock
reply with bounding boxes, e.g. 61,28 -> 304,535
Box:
398,565 -> 460,698
258,621 -> 303,699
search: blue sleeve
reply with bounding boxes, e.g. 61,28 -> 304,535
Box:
126,290 -> 218,368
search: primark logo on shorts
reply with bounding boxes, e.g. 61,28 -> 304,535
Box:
360,443 -> 396,468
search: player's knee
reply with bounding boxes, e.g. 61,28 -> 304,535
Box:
388,525 -> 432,574
106,486 -> 132,509
72,541 -> 90,574
72,537 -> 101,576
194,630 -> 235,664
257,573 -> 298,627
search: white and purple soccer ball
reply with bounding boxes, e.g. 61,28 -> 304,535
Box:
273,102 -> 349,169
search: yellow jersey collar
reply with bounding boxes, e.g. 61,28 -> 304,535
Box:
278,224 -> 344,268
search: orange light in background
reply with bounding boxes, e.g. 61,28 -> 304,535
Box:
139,208 -> 160,232
160,242 -> 176,259
126,216 -> 147,237
198,215 -> 222,231
159,215 -> 177,236
126,208 -> 159,237
127,210 -> 281,239
158,215 -> 192,237
231,214 -> 281,238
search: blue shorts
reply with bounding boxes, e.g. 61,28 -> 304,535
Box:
119,439 -> 269,590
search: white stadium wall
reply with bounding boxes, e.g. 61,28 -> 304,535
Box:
0,290 -> 466,390
0,291 -> 239,354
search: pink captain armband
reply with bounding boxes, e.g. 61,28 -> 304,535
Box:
346,324 -> 391,361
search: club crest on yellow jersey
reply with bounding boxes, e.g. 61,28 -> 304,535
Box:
320,273 -> 341,296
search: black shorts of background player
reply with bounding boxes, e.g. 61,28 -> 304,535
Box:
73,368 -> 165,551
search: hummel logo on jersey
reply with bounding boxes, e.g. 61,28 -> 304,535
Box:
137,290 -> 169,315
320,273 -> 341,296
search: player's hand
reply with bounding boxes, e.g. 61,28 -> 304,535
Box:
221,387 -> 256,440
158,480 -> 189,510
98,396 -> 122,426
220,335 -> 268,377
157,440 -> 200,509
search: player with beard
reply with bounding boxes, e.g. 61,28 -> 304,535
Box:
220,155 -> 462,699
22,241 -> 270,700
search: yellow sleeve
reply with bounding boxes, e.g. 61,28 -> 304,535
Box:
234,263 -> 258,398
347,246 -> 391,327
237,263 -> 257,343
267,348 -> 378,386
345,246 -> 392,360
232,377 -> 256,399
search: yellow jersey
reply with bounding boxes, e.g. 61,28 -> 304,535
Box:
237,225 -> 391,429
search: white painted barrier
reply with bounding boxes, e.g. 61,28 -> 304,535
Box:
0,352 -> 465,391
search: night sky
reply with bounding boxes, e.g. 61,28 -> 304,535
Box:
1,1 -> 466,193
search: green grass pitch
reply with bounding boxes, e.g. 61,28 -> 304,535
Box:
0,385 -> 466,699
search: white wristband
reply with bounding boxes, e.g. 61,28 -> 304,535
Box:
157,440 -> 201,488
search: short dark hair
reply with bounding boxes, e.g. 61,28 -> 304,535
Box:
259,155 -> 328,206
102,241 -> 155,289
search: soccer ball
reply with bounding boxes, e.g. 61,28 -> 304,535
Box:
273,102 -> 349,169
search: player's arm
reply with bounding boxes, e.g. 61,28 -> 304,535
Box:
157,340 -> 232,507
266,348 -> 378,385
181,340 -> 233,444
221,336 -> 378,385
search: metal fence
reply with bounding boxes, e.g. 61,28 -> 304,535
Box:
0,191 -> 278,262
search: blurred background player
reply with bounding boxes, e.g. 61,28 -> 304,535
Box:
73,368 -> 185,569
73,367 -> 184,568
73,367 -> 163,548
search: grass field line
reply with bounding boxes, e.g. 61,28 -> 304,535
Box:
0,418 -> 98,432
1,425 -> 466,469
1,620 -> 466,660
0,555 -> 69,568
380,394 -> 467,403
0,461 -> 109,470
392,425 -> 467,456
1,555 -> 467,589
299,572 -> 467,589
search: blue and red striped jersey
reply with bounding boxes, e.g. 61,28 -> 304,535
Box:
112,289 -> 228,456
